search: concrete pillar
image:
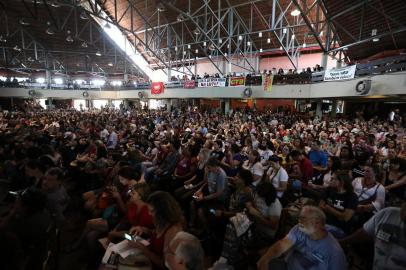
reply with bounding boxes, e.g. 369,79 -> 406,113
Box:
321,53 -> 328,69
331,99 -> 338,118
224,98 -> 230,114
167,67 -> 172,81
123,99 -> 129,110
45,69 -> 51,88
316,100 -> 323,118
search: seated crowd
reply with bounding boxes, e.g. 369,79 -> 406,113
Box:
0,105 -> 405,270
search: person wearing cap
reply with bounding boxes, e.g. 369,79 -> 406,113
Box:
266,155 -> 289,199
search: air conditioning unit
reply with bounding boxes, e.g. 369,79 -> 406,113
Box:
355,79 -> 371,95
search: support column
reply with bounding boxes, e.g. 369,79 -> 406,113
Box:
124,73 -> 128,82
331,100 -> 338,118
45,69 -> 51,88
224,98 -> 230,114
315,100 -> 323,118
321,53 -> 328,69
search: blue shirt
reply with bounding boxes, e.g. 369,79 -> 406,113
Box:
308,150 -> 328,168
207,167 -> 227,201
286,225 -> 347,270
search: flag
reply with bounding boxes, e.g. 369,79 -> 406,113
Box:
151,82 -> 164,95
264,74 -> 274,92
229,77 -> 245,87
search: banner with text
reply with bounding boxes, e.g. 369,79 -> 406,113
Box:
323,65 -> 356,81
183,80 -> 196,89
197,78 -> 227,87
263,74 -> 274,92
245,75 -> 263,86
229,77 -> 246,87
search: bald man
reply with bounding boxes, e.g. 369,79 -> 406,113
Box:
257,206 -> 347,270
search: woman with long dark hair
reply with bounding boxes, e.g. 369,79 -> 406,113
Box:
129,191 -> 184,269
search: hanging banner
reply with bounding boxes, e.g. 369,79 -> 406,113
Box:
323,65 -> 356,81
197,78 -> 226,87
151,82 -> 164,95
245,75 -> 262,86
183,80 -> 196,89
229,77 -> 246,87
263,74 -> 274,92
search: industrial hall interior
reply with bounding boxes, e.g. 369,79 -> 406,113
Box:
0,0 -> 405,270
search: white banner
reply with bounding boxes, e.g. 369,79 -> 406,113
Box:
323,65 -> 356,81
197,78 -> 226,87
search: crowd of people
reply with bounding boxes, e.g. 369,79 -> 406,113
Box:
0,104 -> 405,270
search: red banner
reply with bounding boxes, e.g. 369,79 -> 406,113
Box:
183,80 -> 196,89
151,82 -> 164,95
229,76 -> 245,87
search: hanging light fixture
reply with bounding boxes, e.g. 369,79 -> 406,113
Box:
224,53 -> 227,57
290,9 -> 300,16
208,43 -> 215,51
267,38 -> 271,44
95,50 -> 102,56
258,32 -> 262,37
0,35 -> 7,43
195,49 -> 198,54
371,29 -> 379,42
291,34 -> 295,39
219,38 -> 222,44
108,62 -> 113,66
46,22 -> 56,35
247,41 -> 251,46
157,3 -> 166,12
279,46 -> 283,50
177,14 -> 185,22
187,44 -> 191,49
81,41 -> 88,48
283,28 -> 287,34
193,28 -> 201,35
13,45 -> 22,52
49,1 -> 61,8
80,11 -> 88,20
19,18 -> 30,26
238,35 -> 243,40
66,30 -> 74,43
259,48 -> 263,53
203,41 -> 207,47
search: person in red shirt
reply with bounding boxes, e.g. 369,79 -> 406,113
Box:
108,183 -> 154,242
290,150 -> 313,186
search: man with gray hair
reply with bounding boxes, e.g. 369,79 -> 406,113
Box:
257,205 -> 347,270
165,231 -> 205,270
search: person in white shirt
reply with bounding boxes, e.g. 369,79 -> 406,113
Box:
266,155 -> 288,199
352,165 -> 385,226
243,150 -> 264,183
106,126 -> 118,149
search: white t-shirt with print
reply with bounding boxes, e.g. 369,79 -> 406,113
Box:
267,166 -> 289,198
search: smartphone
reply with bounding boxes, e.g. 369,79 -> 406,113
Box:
124,233 -> 150,246
124,233 -> 132,241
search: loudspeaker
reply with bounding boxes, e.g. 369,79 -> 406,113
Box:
243,87 -> 252,98
355,79 -> 371,95
45,100 -> 49,105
